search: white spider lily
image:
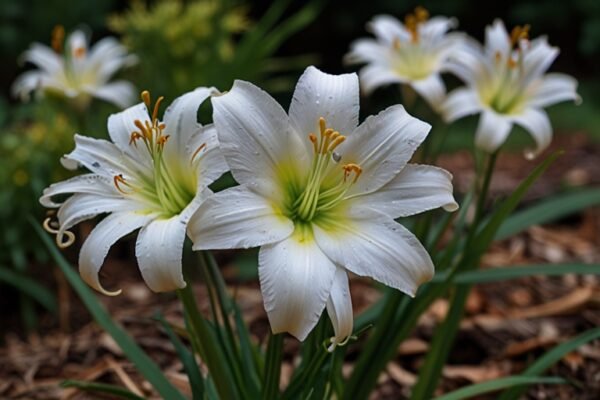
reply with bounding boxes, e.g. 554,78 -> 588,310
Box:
13,26 -> 137,109
344,7 -> 464,110
442,20 -> 580,158
188,66 -> 458,347
40,89 -> 228,294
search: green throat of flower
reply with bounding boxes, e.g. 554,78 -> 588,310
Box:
113,91 -> 197,217
289,117 -> 362,223
486,25 -> 531,115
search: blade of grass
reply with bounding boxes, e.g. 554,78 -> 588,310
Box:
499,327 -> 600,400
60,380 -> 146,400
411,152 -> 561,399
495,188 -> 600,240
155,314 -> 205,400
432,263 -> 600,284
262,333 -> 284,399
33,220 -> 185,400
434,376 -> 566,400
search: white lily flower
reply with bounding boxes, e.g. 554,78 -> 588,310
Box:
442,20 -> 580,158
188,66 -> 458,347
40,89 -> 228,294
13,26 -> 138,109
344,7 -> 464,110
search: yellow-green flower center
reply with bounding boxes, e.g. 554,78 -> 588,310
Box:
482,25 -> 531,115
289,117 -> 361,223
113,91 -> 196,217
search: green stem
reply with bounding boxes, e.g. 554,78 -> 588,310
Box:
262,333 -> 284,399
177,285 -> 238,400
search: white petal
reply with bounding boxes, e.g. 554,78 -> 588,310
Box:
67,30 -> 88,58
40,174 -> 116,208
521,38 -> 559,86
358,64 -> 404,95
162,87 -> 217,165
368,15 -> 411,45
11,71 -> 46,100
188,125 -> 229,189
528,73 -> 580,108
79,212 -> 153,295
445,38 -> 487,85
135,192 -> 204,292
289,66 -> 359,154
86,37 -> 136,81
259,234 -> 336,341
411,74 -> 446,110
313,208 -> 434,297
21,44 -> 63,74
55,194 -> 141,247
326,267 -> 353,351
485,20 -> 510,58
107,102 -> 153,169
344,39 -> 391,65
337,104 -> 430,196
93,81 -> 137,108
61,134 -> 136,178
475,110 -> 513,153
352,164 -> 458,218
418,16 -> 457,40
512,108 -> 552,159
212,80 -> 303,199
442,87 -> 482,122
188,186 -> 294,250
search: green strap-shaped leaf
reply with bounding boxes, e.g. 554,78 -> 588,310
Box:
499,327 -> 600,400
33,220 -> 185,400
60,380 -> 146,400
496,188 -> 600,240
155,314 -> 205,400
434,376 -> 566,400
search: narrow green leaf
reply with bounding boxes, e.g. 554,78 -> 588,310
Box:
410,287 -> 470,400
495,188 -> 600,240
434,376 -> 566,400
432,263 -> 600,284
177,284 -> 239,400
33,221 -> 185,400
155,314 -> 205,400
0,265 -> 57,313
60,380 -> 146,400
499,327 -> 600,400
262,333 -> 284,399
471,151 -> 561,260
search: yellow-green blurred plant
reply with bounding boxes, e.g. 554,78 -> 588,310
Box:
0,104 -> 79,329
109,0 -> 320,100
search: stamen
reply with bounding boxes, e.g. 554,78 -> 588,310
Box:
141,90 -> 151,108
129,131 -> 143,146
51,25 -> 65,53
343,163 -> 362,183
328,135 -> 346,152
510,24 -> 530,47
73,47 -> 86,59
309,134 -> 318,154
113,174 -> 135,195
157,135 -> 170,148
191,143 -> 207,163
404,7 -> 428,43
393,38 -> 401,50
152,96 -> 164,122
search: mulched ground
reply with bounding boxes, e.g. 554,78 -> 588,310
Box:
1,131 -> 599,399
